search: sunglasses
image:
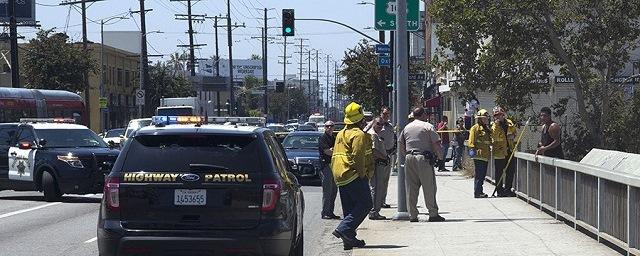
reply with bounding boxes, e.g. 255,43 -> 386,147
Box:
325,125 -> 334,127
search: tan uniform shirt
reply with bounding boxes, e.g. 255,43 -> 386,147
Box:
398,120 -> 440,156
379,122 -> 395,152
369,130 -> 386,158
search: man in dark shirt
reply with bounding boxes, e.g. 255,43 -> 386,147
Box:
319,121 -> 340,219
536,107 -> 564,160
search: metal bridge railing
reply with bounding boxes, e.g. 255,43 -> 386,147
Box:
486,152 -> 640,256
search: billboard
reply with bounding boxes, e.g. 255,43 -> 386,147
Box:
0,0 -> 35,23
103,31 -> 141,55
198,59 -> 263,82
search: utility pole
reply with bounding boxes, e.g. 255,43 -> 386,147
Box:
393,0 -> 410,221
172,0 -> 205,77
326,54 -> 330,114
295,38 -> 309,92
130,0 -> 152,117
263,9 -> 268,117
277,38 -> 293,120
8,0 -> 18,88
226,0 -> 234,115
60,0 -> 103,128
307,49 -> 312,111
315,49 -> 320,113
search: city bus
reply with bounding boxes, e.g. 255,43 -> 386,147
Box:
0,88 -> 87,125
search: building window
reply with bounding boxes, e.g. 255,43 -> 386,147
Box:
117,68 -> 123,86
125,70 -> 130,87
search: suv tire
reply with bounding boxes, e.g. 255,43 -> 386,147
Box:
42,171 -> 62,202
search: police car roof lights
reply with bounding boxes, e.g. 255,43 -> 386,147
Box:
152,116 -> 204,126
19,118 -> 76,124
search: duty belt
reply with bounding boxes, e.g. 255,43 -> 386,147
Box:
407,150 -> 436,165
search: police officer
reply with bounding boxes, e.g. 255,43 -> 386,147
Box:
398,107 -> 446,223
365,107 -> 395,209
468,109 -> 492,198
332,102 -> 373,250
491,106 -> 517,197
368,117 -> 389,220
319,121 -> 340,219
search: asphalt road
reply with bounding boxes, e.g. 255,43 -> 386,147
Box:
0,186 -> 348,256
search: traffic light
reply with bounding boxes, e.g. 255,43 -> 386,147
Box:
276,82 -> 285,92
282,9 -> 295,37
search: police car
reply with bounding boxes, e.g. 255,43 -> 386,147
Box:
98,116 -> 305,256
0,119 -> 120,201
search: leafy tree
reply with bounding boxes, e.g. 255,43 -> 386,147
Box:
250,54 -> 262,60
431,0 -> 640,153
237,75 -> 263,116
22,29 -> 96,91
168,51 -> 188,74
146,62 -> 195,115
268,88 -> 309,122
338,40 -> 386,111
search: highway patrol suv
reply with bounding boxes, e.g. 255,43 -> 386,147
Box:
98,116 -> 305,256
0,119 -> 120,201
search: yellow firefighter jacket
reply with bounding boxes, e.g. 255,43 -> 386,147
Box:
331,125 -> 374,187
491,119 -> 517,159
468,123 -> 492,161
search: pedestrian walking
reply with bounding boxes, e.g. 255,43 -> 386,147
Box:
331,102 -> 374,250
452,117 -> 467,171
536,107 -> 564,160
491,107 -> 517,197
368,117 -> 390,220
468,109 -> 492,198
398,107 -> 446,223
319,121 -> 340,220
436,116 -> 451,172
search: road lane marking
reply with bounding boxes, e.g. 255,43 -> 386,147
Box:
84,237 -> 97,243
0,202 -> 62,220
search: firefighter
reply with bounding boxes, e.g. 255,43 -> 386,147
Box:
331,102 -> 374,250
491,106 -> 517,197
468,109 -> 492,198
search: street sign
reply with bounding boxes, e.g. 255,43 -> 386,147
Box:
408,73 -> 426,81
375,44 -> 391,54
99,97 -> 108,109
135,89 -> 145,105
378,56 -> 391,67
375,0 -> 420,31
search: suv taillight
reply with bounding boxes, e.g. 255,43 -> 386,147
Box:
262,180 -> 281,213
104,176 -> 120,211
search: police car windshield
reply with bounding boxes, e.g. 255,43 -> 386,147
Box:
35,129 -> 108,148
120,134 -> 263,173
282,135 -> 319,149
105,129 -> 124,138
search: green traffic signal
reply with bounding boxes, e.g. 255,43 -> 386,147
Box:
285,27 -> 292,33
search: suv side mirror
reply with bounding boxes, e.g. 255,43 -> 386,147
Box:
107,140 -> 117,149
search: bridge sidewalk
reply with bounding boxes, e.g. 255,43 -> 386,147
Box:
351,172 -> 619,256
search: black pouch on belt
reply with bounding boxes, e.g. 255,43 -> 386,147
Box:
421,151 -> 436,166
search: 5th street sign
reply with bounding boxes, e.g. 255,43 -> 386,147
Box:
375,0 -> 420,31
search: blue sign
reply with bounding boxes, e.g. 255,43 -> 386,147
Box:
378,56 -> 391,67
375,44 -> 391,54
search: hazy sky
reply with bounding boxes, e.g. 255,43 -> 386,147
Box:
25,0 -> 383,83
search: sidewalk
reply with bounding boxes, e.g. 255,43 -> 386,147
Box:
352,171 -> 620,256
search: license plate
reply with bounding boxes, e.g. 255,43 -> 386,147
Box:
174,189 -> 206,206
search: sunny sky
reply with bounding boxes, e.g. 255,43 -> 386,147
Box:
24,0 -> 381,84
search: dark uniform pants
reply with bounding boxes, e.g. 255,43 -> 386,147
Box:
405,154 -> 439,219
494,158 -> 515,193
337,178 -> 373,238
370,163 -> 391,214
321,165 -> 338,216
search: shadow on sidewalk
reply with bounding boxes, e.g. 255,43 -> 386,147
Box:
441,217 -> 552,223
359,245 -> 407,249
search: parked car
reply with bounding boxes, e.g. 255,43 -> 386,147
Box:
101,128 -> 125,146
282,131 -> 322,183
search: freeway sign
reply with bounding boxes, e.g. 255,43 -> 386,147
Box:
378,56 -> 391,67
375,44 -> 391,54
375,0 -> 420,31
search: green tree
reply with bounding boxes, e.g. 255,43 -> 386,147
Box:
431,0 -> 640,154
146,62 -> 195,115
268,88 -> 309,122
22,29 -> 96,91
237,75 -> 263,116
338,40 -> 385,110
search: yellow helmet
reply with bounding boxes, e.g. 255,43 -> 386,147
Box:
476,109 -> 489,119
343,102 -> 364,124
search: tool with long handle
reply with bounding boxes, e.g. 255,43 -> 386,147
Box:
491,117 -> 532,197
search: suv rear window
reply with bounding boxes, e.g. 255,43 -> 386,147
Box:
120,134 -> 263,173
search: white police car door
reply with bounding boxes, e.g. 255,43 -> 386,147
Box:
8,128 -> 36,182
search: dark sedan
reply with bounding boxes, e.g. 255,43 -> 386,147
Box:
282,131 -> 323,183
